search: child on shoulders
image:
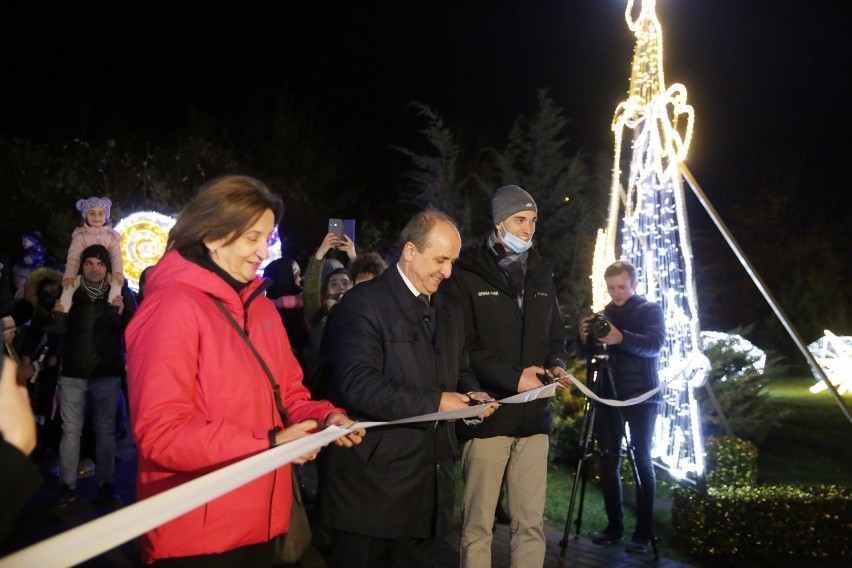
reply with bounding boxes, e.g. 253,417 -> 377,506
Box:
57,197 -> 125,315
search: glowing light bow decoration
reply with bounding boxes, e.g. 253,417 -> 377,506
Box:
808,331 -> 852,395
117,211 -> 283,292
593,0 -> 707,483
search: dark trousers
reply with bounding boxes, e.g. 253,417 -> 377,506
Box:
595,402 -> 657,541
331,529 -> 437,568
148,539 -> 274,567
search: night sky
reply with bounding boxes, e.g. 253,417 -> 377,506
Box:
5,1 -> 849,181
3,1 -> 850,257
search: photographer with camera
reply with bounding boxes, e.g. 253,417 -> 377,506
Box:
578,260 -> 665,554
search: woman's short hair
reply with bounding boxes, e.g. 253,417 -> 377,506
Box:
168,175 -> 284,262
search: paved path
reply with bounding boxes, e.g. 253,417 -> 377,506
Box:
437,513 -> 697,568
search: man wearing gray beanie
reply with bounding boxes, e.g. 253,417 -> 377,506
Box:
446,184 -> 569,567
491,184 -> 537,227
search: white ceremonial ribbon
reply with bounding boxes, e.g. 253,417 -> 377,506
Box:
0,402 -> 499,568
4,353 -> 710,568
554,374 -> 668,407
498,381 -> 560,403
552,348 -> 708,407
0,426 -> 351,568
393,402 -> 498,423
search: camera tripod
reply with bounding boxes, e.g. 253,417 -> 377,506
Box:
558,340 -> 659,562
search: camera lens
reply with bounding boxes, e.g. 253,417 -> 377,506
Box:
590,313 -> 611,338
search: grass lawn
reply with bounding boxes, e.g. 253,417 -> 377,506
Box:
758,375 -> 852,485
542,464 -> 700,564
454,461 -> 701,564
453,375 -> 851,564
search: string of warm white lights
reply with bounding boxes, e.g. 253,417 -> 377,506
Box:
594,0 -> 707,483
590,229 -> 615,312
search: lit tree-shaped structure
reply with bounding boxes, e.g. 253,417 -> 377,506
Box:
595,0 -> 709,483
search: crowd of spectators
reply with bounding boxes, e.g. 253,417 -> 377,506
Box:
1,175 -> 664,567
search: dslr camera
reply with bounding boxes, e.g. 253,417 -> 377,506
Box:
589,312 -> 611,339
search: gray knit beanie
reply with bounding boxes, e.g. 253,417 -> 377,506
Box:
492,185 -> 537,225
321,259 -> 344,284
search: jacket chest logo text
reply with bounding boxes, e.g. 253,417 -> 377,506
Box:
477,291 -> 499,297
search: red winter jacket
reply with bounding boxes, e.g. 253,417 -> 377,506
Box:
126,250 -> 343,564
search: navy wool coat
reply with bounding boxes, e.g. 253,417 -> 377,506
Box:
318,266 -> 473,540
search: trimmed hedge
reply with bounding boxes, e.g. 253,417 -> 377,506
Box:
704,435 -> 758,488
672,484 -> 852,563
672,436 -> 852,564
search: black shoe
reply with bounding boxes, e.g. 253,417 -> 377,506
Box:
96,482 -> 122,508
54,484 -> 76,508
43,312 -> 68,334
625,539 -> 649,553
592,530 -> 622,545
495,504 -> 512,525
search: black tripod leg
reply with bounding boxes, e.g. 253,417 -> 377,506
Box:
559,403 -> 595,562
572,404 -> 596,538
559,372 -> 601,563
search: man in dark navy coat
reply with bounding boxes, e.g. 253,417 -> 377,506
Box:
319,210 -> 493,568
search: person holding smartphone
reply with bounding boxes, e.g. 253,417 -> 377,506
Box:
303,231 -> 356,328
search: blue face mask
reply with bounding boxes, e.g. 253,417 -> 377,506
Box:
500,224 -> 533,254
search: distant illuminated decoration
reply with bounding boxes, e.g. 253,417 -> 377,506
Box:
592,0 -> 707,483
808,331 -> 852,395
701,331 -> 767,380
263,225 -> 283,276
116,212 -> 176,292
117,211 -> 282,292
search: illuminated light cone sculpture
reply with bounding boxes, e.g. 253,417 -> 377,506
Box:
594,0 -> 709,483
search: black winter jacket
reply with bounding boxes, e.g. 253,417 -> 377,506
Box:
319,266 -> 472,539
446,239 -> 568,440
590,294 -> 665,404
60,284 -> 136,379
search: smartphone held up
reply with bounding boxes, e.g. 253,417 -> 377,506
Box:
328,218 -> 356,247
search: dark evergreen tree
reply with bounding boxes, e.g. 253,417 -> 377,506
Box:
394,103 -> 474,237
487,89 -> 607,325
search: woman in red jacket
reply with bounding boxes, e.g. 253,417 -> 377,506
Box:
126,175 -> 363,566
